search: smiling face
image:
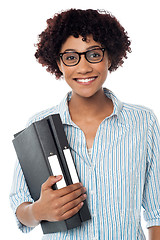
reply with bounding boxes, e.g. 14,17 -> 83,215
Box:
57,35 -> 111,99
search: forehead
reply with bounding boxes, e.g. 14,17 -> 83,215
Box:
60,35 -> 102,52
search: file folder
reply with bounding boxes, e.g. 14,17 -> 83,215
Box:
12,114 -> 91,234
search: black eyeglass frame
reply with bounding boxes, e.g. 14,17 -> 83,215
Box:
59,47 -> 105,67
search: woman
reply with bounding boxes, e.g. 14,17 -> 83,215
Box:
10,9 -> 160,239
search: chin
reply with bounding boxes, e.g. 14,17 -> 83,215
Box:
74,89 -> 101,99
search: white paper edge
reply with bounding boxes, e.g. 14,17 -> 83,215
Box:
48,155 -> 67,189
63,148 -> 79,183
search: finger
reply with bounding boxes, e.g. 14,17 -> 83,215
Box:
41,175 -> 62,191
60,193 -> 87,215
59,186 -> 87,206
60,201 -> 85,221
56,182 -> 84,197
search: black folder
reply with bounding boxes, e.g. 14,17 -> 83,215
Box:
12,114 -> 91,234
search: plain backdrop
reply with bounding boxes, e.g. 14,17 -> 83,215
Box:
0,0 -> 159,239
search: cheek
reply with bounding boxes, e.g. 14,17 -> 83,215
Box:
60,65 -> 74,79
96,63 -> 108,79
63,70 -> 72,81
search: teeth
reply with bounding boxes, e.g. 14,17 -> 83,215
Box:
76,77 -> 96,83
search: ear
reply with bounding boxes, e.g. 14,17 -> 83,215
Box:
105,50 -> 112,70
108,58 -> 112,70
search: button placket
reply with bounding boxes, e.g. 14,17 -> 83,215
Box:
87,166 -> 99,239
89,166 -> 97,219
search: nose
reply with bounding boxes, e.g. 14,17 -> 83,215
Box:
76,55 -> 93,74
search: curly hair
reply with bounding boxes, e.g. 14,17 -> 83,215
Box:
35,9 -> 131,79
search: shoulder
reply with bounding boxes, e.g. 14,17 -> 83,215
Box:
26,92 -> 70,127
105,88 -> 157,124
122,101 -> 152,114
26,104 -> 59,127
120,101 -> 157,127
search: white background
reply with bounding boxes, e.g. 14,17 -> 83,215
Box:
0,0 -> 160,239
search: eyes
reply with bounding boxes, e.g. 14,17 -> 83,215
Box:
60,48 -> 105,66
65,54 -> 78,63
87,51 -> 102,60
65,49 -> 102,62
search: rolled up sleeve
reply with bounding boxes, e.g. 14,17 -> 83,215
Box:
142,112 -> 160,228
9,160 -> 35,233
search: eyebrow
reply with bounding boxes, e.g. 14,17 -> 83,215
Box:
63,45 -> 102,52
87,45 -> 102,50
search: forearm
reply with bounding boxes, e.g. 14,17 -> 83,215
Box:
148,226 -> 160,240
15,177 -> 86,227
16,201 -> 40,228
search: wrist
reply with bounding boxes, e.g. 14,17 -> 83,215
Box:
31,200 -> 42,223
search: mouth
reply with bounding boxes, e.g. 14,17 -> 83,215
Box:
73,76 -> 97,84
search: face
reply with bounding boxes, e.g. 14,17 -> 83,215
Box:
57,35 -> 111,99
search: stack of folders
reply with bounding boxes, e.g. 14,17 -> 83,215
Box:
12,114 -> 91,234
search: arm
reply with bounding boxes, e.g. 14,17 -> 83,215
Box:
16,175 -> 87,227
148,226 -> 160,240
142,112 -> 160,230
16,202 -> 40,227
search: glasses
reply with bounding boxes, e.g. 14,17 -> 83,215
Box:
59,47 -> 105,66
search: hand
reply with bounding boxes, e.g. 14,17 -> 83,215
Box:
33,175 -> 87,222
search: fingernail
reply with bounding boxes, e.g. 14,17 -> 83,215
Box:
55,175 -> 62,179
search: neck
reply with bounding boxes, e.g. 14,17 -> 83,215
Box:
68,88 -> 113,121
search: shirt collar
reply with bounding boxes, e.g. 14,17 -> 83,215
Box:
58,88 -> 123,125
103,88 -> 123,119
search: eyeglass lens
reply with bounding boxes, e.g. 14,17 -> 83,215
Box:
61,48 -> 104,66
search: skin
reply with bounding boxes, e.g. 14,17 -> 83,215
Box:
148,226 -> 160,240
16,35 -> 160,238
16,175 -> 87,226
58,35 -> 113,149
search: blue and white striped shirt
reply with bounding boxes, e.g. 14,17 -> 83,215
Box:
10,88 -> 160,240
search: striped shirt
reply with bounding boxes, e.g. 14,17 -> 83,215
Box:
10,88 -> 160,240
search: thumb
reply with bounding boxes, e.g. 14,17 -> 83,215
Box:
42,175 -> 62,190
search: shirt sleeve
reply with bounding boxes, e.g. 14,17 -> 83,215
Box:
142,111 -> 160,228
9,159 -> 35,233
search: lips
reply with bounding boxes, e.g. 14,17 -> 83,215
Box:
73,76 -> 97,84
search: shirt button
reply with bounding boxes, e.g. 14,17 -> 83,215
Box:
89,165 -> 94,170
